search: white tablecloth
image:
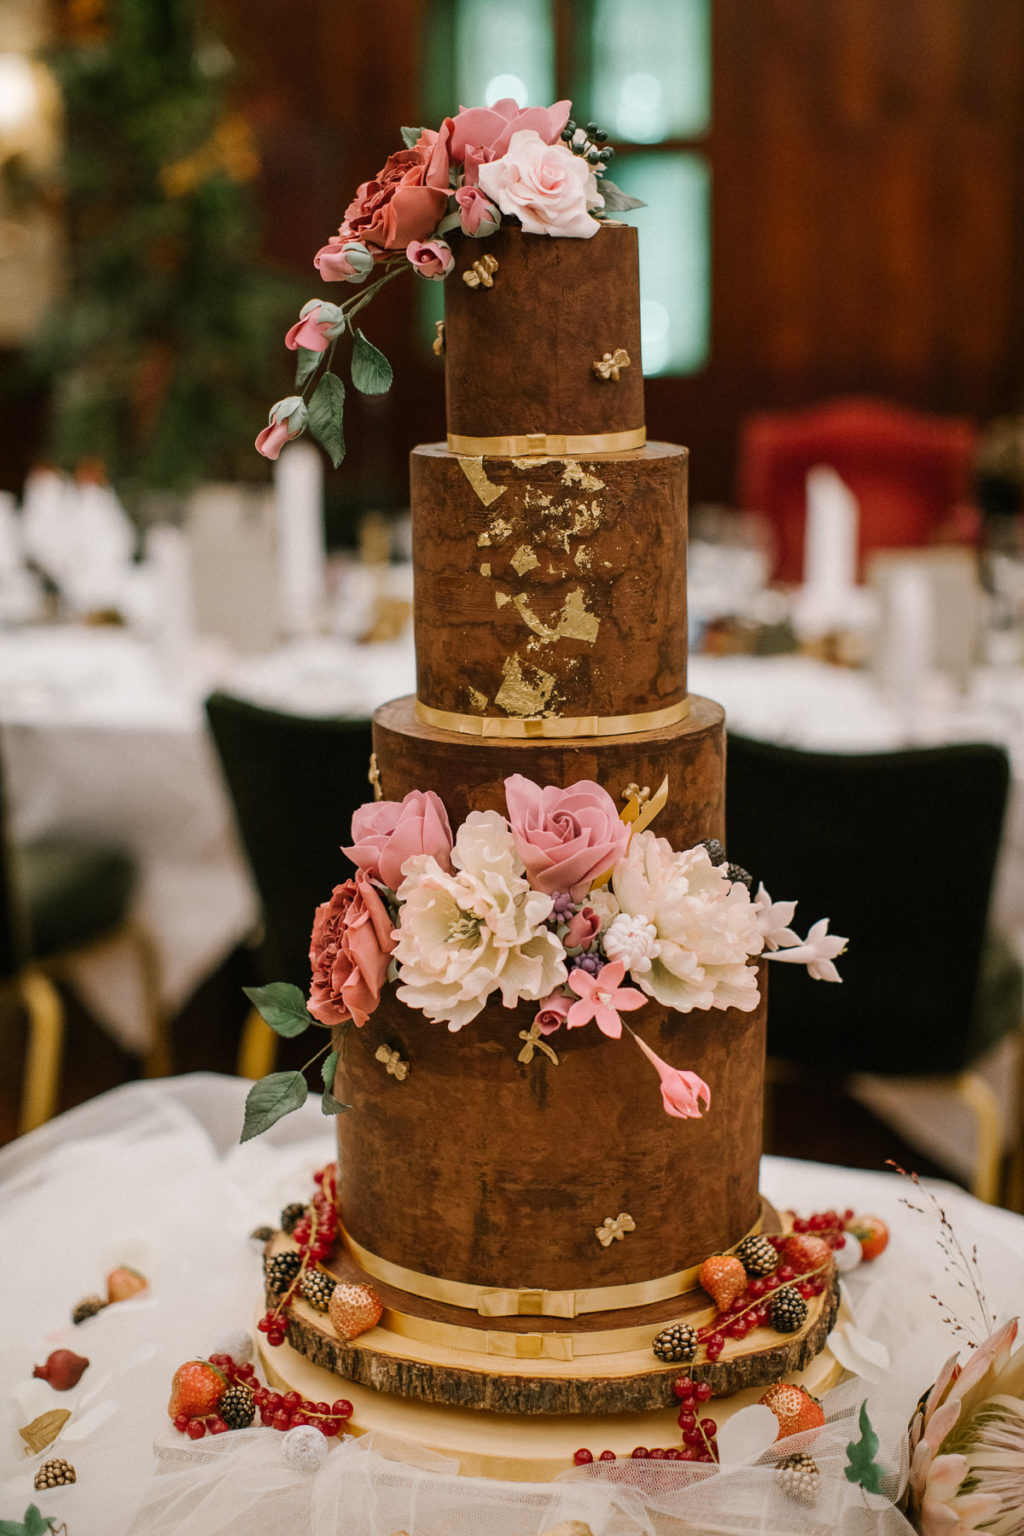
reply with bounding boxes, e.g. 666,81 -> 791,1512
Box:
1,1075 -> 1022,1535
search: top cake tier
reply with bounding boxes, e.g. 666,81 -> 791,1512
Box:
444,224 -> 645,449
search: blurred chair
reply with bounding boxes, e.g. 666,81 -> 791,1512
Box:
738,397 -> 977,583
0,747 -> 163,1133
204,694 -> 375,1080
725,734 -> 1022,1203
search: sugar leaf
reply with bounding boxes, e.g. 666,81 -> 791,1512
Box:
844,1400 -> 886,1494
401,125 -> 427,148
294,345 -> 321,388
0,1509 -> 57,1536
307,372 -> 346,468
320,1048 -> 339,1091
241,1071 -> 309,1142
351,329 -> 393,396
321,1088 -> 352,1117
597,178 -> 646,212
242,983 -> 311,1038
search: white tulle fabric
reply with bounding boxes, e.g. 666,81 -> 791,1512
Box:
4,1074 -> 1024,1536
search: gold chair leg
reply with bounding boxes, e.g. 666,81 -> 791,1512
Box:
237,1004 -> 277,1081
954,1070 -> 1004,1204
125,921 -> 172,1079
1002,1022 -> 1024,1212
19,967 -> 66,1134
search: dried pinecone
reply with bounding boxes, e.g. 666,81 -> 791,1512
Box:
219,1383 -> 256,1429
300,1267 -> 335,1312
770,1285 -> 808,1333
735,1234 -> 779,1277
280,1202 -> 308,1235
264,1251 -> 303,1295
778,1451 -> 821,1504
71,1293 -> 108,1325
35,1457 -> 76,1488
652,1321 -> 698,1362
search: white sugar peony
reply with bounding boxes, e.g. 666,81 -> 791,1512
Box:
393,810 -> 567,1030
477,130 -> 603,239
610,833 -> 763,1013
603,911 -> 661,975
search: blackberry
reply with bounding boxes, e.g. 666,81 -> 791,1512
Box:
300,1267 -> 335,1312
770,1285 -> 808,1334
700,838 -> 726,865
72,1293 -> 108,1325
34,1457 -> 76,1488
735,1234 -> 779,1277
280,1202 -> 308,1235
727,862 -> 752,888
778,1451 -> 821,1504
264,1251 -> 303,1295
219,1384 -> 256,1429
652,1322 -> 698,1362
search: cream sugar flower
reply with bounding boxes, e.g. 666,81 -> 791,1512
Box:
610,833 -> 763,1014
393,810 -> 567,1031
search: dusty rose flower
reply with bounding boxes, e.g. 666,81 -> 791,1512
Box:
313,239 -> 373,283
566,959 -> 647,1038
344,790 -> 453,892
406,238 -> 454,279
535,990 -> 571,1035
454,184 -> 501,236
331,123 -> 452,255
255,396 -> 307,460
630,1030 -> 711,1119
449,97 -> 571,184
307,869 -> 395,1028
505,775 -> 630,900
564,905 -> 601,950
284,300 -> 346,353
477,130 -> 602,238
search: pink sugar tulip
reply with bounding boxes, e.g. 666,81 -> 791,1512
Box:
630,1030 -> 711,1119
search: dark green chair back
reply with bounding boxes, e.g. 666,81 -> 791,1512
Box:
204,694 -> 375,992
725,734 -> 1018,1076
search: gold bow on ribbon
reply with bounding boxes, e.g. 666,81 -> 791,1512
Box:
462,253 -> 499,289
375,1044 -> 409,1081
592,348 -> 631,381
596,1213 -> 636,1247
517,1020 -> 559,1066
477,1287 -> 579,1319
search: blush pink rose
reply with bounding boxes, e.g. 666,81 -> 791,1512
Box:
344,789 -> 454,891
505,775 -> 630,900
564,905 -> 601,950
313,240 -> 373,283
535,990 -> 571,1035
450,98 -> 571,185
454,185 -> 500,237
331,123 -> 452,256
477,130 -> 602,239
255,396 -> 307,460
307,869 -> 395,1028
284,300 -> 344,353
406,238 -> 454,279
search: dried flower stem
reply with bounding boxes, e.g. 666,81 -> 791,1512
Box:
887,1162 -> 995,1345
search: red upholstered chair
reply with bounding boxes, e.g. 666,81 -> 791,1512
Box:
738,398 -> 977,583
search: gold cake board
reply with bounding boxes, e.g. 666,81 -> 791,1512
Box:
257,1326 -> 846,1482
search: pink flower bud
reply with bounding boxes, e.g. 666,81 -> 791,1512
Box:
405,238 -> 455,280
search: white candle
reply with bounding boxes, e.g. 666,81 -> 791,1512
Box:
803,465 -> 859,594
274,441 -> 325,636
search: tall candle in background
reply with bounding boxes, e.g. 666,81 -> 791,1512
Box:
803,465 -> 859,595
274,440 -> 325,637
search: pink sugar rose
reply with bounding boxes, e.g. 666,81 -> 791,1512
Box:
505,774 -> 630,900
564,905 -> 601,950
454,185 -> 500,237
284,300 -> 344,353
307,869 -> 395,1028
332,123 -> 452,255
535,990 -> 571,1035
313,239 -> 373,283
344,789 -> 454,891
477,130 -> 602,239
450,98 -> 571,185
255,396 -> 307,460
406,238 -> 454,279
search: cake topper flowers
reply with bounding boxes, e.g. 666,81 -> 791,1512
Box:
240,774 -> 845,1142
255,104 -> 643,468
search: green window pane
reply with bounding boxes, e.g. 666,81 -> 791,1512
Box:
581,0 -> 710,143
424,0 -> 555,123
614,152 -> 710,376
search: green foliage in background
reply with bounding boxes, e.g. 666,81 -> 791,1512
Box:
31,0 -> 299,509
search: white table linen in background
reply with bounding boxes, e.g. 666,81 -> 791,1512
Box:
2,1074 -> 1023,1535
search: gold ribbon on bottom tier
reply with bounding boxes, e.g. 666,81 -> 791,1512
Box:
414,698 -> 689,740
446,426 -> 646,457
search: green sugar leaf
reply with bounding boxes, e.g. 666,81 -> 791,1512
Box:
320,1048 -> 339,1091
241,1071 -> 309,1142
242,982 -> 311,1038
400,125 -> 427,148
295,345 -> 321,388
307,371 -> 346,467
598,178 -> 647,213
321,1088 -> 352,1117
351,329 -> 393,396
845,1400 -> 886,1494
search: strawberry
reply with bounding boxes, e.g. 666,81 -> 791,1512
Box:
845,1213 -> 889,1262
107,1265 -> 148,1303
758,1382 -> 825,1440
328,1281 -> 383,1341
781,1233 -> 833,1275
167,1360 -> 227,1422
698,1254 -> 747,1311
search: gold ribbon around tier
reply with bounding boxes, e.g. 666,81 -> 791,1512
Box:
341,1212 -> 764,1319
380,1305 -> 712,1362
414,698 -> 689,740
447,427 -> 646,458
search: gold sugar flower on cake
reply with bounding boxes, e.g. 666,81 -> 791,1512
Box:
393,811 -> 567,1031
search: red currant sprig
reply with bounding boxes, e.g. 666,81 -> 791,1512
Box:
784,1209 -> 851,1250
169,1353 -> 354,1440
258,1165 -> 342,1348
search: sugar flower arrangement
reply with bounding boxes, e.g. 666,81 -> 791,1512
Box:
255,100 -> 642,466
241,775 -> 845,1141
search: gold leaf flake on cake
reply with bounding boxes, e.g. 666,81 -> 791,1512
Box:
479,563 -> 492,578
571,500 -> 603,537
477,531 -> 491,547
458,457 -> 506,508
486,515 -> 514,545
574,545 -> 593,569
561,461 -> 605,492
495,591 -> 511,608
512,588 -> 600,645
510,545 -> 539,576
467,686 -> 488,711
494,655 -> 556,716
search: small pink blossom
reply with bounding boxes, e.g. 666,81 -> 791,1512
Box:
406,238 -> 454,280
564,905 -> 601,950
455,185 -> 501,237
630,1030 -> 711,1119
255,396 -> 307,460
567,959 -> 647,1038
285,299 -> 345,353
345,790 -> 453,891
535,990 -> 571,1035
505,775 -> 630,900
